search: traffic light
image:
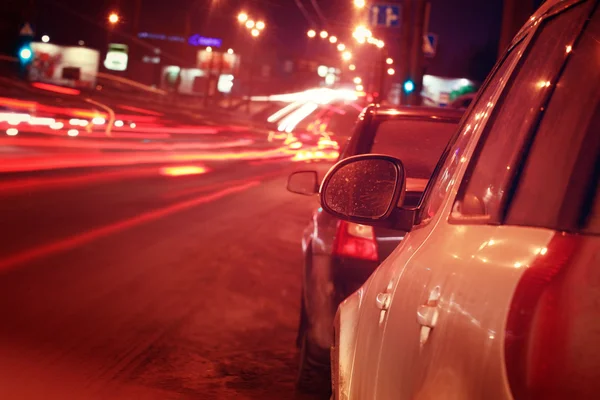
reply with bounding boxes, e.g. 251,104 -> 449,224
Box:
18,45 -> 33,64
403,79 -> 415,94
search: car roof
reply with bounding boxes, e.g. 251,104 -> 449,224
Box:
372,105 -> 464,121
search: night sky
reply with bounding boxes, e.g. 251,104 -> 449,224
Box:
1,0 -> 506,81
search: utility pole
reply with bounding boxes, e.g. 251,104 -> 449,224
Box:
408,0 -> 426,105
399,0 -> 412,105
132,0 -> 142,35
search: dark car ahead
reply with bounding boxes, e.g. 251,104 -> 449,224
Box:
286,104 -> 463,391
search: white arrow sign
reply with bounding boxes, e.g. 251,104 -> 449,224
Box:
385,7 -> 399,27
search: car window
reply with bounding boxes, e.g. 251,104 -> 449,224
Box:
418,39 -> 527,224
451,1 -> 593,223
370,119 -> 458,179
507,5 -> 600,235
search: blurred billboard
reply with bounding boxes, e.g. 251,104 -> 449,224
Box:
28,42 -> 100,88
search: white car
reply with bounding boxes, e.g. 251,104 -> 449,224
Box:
320,0 -> 600,398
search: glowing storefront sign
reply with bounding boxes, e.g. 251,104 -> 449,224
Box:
188,35 -> 222,47
138,32 -> 222,48
104,43 -> 128,72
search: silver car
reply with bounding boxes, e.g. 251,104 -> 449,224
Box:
321,0 -> 600,398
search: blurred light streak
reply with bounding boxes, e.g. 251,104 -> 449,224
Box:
95,72 -> 168,96
0,137 -> 253,151
252,88 -> 358,104
0,97 -> 36,109
115,125 -> 219,134
69,118 -> 88,127
92,117 -> 106,125
31,82 -> 81,95
0,112 -> 30,125
267,102 -> 303,123
292,149 -> 339,162
67,129 -> 79,137
278,102 -> 319,132
50,122 -> 64,130
85,98 -> 115,137
29,117 -> 55,126
0,181 -> 260,272
117,105 -> 164,116
0,147 -> 297,173
159,165 -> 208,176
6,128 -> 18,136
114,120 -> 124,127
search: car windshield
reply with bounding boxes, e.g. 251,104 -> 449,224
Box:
370,119 -> 459,179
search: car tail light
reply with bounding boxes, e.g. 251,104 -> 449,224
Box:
333,220 -> 378,261
504,233 -> 581,399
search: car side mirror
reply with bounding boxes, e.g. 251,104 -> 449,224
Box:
287,170 -> 319,196
320,154 -> 416,231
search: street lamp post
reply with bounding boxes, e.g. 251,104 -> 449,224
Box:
105,11 -> 120,71
203,47 -> 215,107
237,12 -> 265,114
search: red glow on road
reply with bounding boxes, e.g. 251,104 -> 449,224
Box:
0,167 -> 162,195
0,135 -> 253,151
118,105 -> 164,116
0,146 -> 296,173
31,82 -> 81,96
159,165 -> 208,177
0,181 -> 260,272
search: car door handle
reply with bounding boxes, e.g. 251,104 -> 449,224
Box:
417,304 -> 439,328
376,292 -> 391,310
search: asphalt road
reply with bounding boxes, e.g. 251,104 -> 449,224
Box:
0,157 -> 330,399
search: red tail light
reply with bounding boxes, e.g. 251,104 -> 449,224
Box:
504,233 -> 581,399
333,220 -> 378,261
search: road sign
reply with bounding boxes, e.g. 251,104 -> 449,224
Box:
369,4 -> 401,28
19,22 -> 35,37
423,33 -> 438,58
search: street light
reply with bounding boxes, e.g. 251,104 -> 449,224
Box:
246,20 -> 255,29
349,64 -> 356,71
256,21 -> 265,30
307,29 -> 316,38
353,25 -> 372,40
387,68 -> 395,75
237,12 -> 248,23
41,35 -> 50,43
337,43 -> 346,51
386,57 -> 393,65
356,84 -> 364,91
320,30 -> 328,39
206,46 -> 213,52
227,48 -> 234,54
329,36 -> 337,43
342,51 -> 352,61
354,0 -> 366,8
377,40 -> 385,48
353,77 -> 362,84
251,28 -> 260,37
108,12 -> 119,24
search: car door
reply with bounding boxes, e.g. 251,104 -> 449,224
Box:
373,1 -> 595,399
345,34 -> 529,399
